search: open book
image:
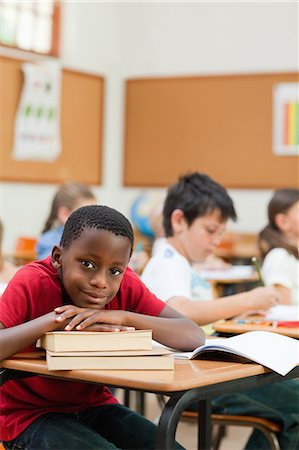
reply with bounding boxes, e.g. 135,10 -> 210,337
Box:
174,331 -> 299,376
264,305 -> 299,321
198,265 -> 255,281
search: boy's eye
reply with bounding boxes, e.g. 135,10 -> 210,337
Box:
80,260 -> 95,269
110,268 -> 122,276
206,228 -> 217,234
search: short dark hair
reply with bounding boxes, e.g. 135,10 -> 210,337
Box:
60,205 -> 134,254
163,172 -> 237,237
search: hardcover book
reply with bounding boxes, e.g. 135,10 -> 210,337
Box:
46,348 -> 174,371
37,329 -> 153,352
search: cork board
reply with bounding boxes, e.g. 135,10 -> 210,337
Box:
124,73 -> 299,188
0,55 -> 104,184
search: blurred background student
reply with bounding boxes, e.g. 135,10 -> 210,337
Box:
36,181 -> 97,260
0,219 -> 18,295
258,188 -> 299,305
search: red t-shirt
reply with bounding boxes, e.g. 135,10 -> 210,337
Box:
0,257 -> 165,441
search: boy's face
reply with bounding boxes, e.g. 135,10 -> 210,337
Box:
52,228 -> 131,309
171,208 -> 227,263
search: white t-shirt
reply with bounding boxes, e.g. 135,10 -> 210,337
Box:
262,248 -> 299,305
141,241 -> 213,303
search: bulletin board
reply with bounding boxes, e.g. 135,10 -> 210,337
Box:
123,72 -> 299,188
0,55 -> 104,184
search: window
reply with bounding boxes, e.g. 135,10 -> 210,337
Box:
0,1 -> 60,56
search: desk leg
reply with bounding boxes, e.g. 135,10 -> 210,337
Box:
198,399 -> 212,450
156,390 -> 212,450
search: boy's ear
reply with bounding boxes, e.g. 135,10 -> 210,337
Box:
171,209 -> 186,233
51,245 -> 62,269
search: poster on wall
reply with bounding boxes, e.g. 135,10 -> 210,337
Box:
12,60 -> 62,161
273,82 -> 299,156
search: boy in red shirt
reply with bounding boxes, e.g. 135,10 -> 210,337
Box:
0,205 -> 204,449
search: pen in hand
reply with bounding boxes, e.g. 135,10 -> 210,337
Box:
251,256 -> 265,286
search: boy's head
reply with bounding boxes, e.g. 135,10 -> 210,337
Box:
60,205 -> 134,252
163,172 -> 237,237
52,205 -> 134,309
162,173 -> 237,262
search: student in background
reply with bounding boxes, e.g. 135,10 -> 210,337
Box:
0,205 -> 203,449
142,173 -> 280,326
141,172 -> 298,450
258,188 -> 299,305
0,219 -> 18,295
36,181 -> 96,260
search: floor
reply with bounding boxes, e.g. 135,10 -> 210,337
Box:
115,389 -> 252,450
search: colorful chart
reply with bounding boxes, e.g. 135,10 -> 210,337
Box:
273,83 -> 299,156
284,102 -> 299,146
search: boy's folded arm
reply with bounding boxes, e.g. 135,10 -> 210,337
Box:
0,311 -> 69,361
121,306 -> 205,352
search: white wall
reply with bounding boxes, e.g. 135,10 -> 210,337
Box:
0,1 -> 297,253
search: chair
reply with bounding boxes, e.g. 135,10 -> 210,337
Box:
157,395 -> 281,450
13,236 -> 37,265
182,410 -> 281,450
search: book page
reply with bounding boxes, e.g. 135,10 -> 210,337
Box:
174,332 -> 299,376
264,305 -> 299,321
198,265 -> 255,281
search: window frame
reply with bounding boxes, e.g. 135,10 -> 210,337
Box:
0,1 -> 60,58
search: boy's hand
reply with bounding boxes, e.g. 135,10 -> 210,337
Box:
248,286 -> 280,311
54,305 -> 135,332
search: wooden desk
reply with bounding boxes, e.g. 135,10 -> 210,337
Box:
1,356 -> 298,449
214,232 -> 258,263
213,320 -> 299,339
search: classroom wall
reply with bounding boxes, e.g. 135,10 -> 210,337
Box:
0,2 -> 297,253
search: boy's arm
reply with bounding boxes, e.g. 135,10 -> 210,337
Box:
167,286 -> 280,325
54,304 -> 205,352
0,311 -> 76,361
128,303 -> 205,351
0,312 -> 70,361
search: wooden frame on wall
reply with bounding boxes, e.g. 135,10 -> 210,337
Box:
124,72 -> 299,188
0,55 -> 104,184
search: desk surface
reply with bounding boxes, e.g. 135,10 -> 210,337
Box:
3,355 -> 299,450
213,320 -> 299,339
1,355 -> 271,393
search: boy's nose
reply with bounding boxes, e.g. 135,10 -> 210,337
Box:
90,271 -> 107,288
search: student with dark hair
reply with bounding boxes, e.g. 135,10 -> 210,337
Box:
142,172 -> 280,325
36,181 -> 97,260
0,205 -> 203,450
141,172 -> 299,450
258,188 -> 299,305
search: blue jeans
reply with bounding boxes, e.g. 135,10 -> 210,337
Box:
3,404 -> 184,450
211,379 -> 299,450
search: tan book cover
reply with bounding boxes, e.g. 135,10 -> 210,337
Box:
46,348 -> 174,371
37,330 -> 152,352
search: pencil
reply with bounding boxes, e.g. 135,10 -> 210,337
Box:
251,257 -> 265,286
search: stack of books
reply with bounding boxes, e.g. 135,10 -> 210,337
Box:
37,329 -> 174,371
